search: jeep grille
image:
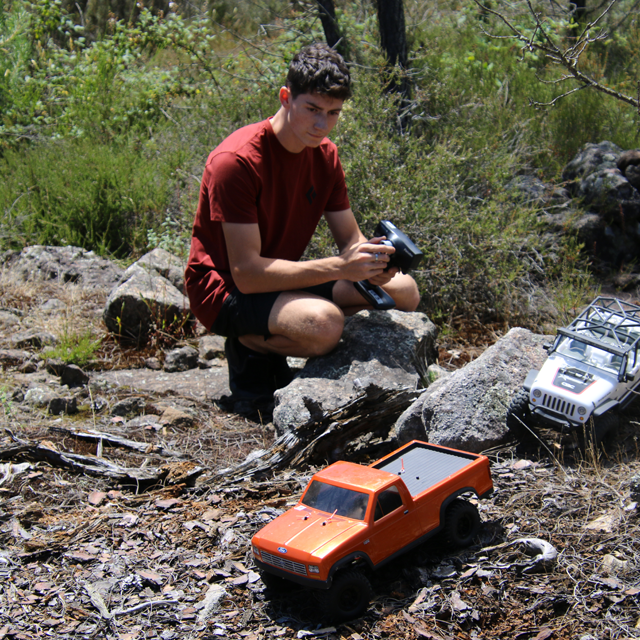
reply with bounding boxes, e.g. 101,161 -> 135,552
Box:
541,393 -> 576,417
261,551 -> 307,576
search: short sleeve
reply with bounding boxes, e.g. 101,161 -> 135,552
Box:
204,151 -> 260,224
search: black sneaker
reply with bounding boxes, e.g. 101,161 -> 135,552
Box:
224,337 -> 293,402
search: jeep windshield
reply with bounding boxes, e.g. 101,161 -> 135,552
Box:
555,336 -> 621,375
301,481 -> 370,521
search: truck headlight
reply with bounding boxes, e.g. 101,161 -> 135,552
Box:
532,389 -> 542,398
253,546 -> 261,559
308,565 -> 320,574
577,406 -> 586,415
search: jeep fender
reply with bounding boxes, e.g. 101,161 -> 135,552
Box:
523,370 -> 539,392
593,400 -> 618,416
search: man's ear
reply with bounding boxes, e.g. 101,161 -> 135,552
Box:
279,86 -> 292,108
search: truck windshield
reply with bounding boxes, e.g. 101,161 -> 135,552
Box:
555,336 -> 621,375
301,481 -> 369,521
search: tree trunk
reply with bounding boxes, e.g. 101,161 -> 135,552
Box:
316,0 -> 348,59
376,0 -> 407,69
571,0 -> 587,20
375,0 -> 411,109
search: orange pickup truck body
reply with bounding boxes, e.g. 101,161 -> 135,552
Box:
251,440 -> 493,589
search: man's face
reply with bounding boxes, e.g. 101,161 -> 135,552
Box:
282,89 -> 344,151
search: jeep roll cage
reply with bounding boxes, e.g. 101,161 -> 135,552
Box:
552,297 -> 640,382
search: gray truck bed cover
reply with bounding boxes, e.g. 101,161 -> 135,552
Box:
373,442 -> 479,497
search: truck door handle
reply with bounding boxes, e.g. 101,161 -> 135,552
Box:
404,510 -> 409,514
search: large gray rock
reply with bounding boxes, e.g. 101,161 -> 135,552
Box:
562,141 -> 621,182
135,247 -> 186,294
1,245 -> 124,290
577,167 -> 640,219
392,327 -> 551,452
272,309 -> 438,435
103,253 -> 191,343
561,141 -> 640,264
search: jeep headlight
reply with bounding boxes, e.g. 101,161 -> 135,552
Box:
532,389 -> 542,398
308,565 -> 320,574
577,406 -> 587,415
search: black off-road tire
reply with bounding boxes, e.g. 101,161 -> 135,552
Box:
444,499 -> 480,548
318,569 -> 373,621
583,412 -> 620,447
259,570 -> 295,593
506,389 -> 535,442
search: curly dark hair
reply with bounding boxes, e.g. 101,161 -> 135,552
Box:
286,43 -> 352,100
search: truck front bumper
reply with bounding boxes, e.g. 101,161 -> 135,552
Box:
254,558 -> 331,590
532,407 -> 579,430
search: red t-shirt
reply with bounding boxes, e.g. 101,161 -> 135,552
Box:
185,118 -> 351,330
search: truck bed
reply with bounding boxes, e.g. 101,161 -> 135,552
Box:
372,441 -> 481,497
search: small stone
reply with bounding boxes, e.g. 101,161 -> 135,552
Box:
47,396 -> 78,415
144,357 -> 162,370
60,364 -> 90,388
88,491 -> 107,506
158,406 -> 194,429
164,346 -> 198,373
111,397 -> 146,417
601,553 -> 629,574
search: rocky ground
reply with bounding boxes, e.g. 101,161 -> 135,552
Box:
1,275 -> 640,640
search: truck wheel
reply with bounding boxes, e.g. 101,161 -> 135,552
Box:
445,499 -> 480,547
259,570 -> 295,593
319,569 -> 373,621
506,389 -> 534,442
585,412 -> 619,447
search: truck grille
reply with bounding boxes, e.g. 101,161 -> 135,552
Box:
261,551 -> 307,576
540,393 -> 576,418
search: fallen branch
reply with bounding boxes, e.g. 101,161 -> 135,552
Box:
0,441 -> 203,489
49,425 -> 187,458
83,582 -> 180,619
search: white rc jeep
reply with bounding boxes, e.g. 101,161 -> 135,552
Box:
507,296 -> 640,445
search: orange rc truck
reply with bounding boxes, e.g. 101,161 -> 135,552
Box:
251,440 -> 493,620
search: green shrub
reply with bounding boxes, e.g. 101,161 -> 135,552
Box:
0,137 -> 180,256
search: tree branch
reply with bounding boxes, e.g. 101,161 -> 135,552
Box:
472,0 -> 639,111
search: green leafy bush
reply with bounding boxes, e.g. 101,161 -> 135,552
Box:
0,137 -> 179,256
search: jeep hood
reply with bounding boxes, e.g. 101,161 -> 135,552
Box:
254,505 -> 365,558
537,356 -> 616,404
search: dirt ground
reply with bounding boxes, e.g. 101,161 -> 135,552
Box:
1,277 -> 640,640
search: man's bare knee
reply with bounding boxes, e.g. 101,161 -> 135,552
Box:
304,305 -> 344,356
385,274 -> 421,312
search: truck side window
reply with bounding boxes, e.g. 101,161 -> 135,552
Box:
374,486 -> 403,521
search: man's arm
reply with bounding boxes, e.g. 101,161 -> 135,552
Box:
222,210 -> 393,294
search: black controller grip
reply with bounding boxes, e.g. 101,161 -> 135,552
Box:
355,280 -> 396,310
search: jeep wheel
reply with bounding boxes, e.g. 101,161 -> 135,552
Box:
444,499 -> 480,547
585,412 -> 620,447
319,569 -> 373,621
506,389 -> 535,442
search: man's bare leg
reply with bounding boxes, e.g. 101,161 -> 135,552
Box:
239,291 -> 345,358
239,272 -> 420,357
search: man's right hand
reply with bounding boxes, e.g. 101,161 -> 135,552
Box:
337,236 -> 397,283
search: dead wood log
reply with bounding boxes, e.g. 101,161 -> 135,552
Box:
48,425 -> 187,458
0,441 -> 203,489
213,384 -> 421,483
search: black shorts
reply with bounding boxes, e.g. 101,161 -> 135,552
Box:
211,281 -> 337,339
